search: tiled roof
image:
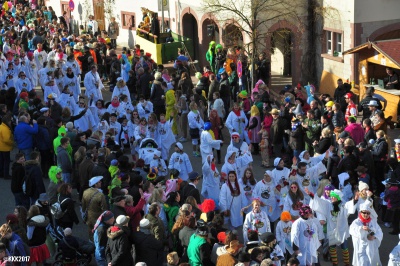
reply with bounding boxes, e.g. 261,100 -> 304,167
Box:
343,39 -> 400,68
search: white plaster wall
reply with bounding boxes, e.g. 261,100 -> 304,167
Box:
354,0 -> 400,23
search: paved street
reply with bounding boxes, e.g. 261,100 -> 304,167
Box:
1,79 -> 399,265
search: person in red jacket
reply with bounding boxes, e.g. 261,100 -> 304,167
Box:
344,116 -> 365,145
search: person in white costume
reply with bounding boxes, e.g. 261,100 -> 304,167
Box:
225,102 -> 248,142
15,72 -> 32,94
157,114 -> 175,160
188,102 -> 204,157
307,188 -> 357,266
219,171 -> 247,229
168,142 -> 193,181
253,170 -> 282,223
349,200 -> 382,266
43,79 -> 60,103
201,154 -> 221,206
200,122 -> 223,164
74,98 -> 96,132
276,211 -> 294,260
84,64 -> 104,103
226,132 -> 253,179
299,150 -> 326,168
63,66 -> 81,102
58,87 -> 79,114
239,168 -> 256,215
291,204 -> 321,266
137,96 -> 153,121
243,199 -> 271,244
221,151 -> 239,184
63,55 -> 81,78
112,78 -> 131,103
389,234 -> 400,266
289,151 -> 329,203
33,43 -> 47,70
271,158 -> 291,201
106,96 -> 124,117
149,150 -> 168,177
119,95 -> 135,121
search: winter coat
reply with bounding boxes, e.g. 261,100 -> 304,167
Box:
57,146 -> 72,173
27,215 -> 49,247
371,137 -> 388,162
79,158 -> 95,193
14,121 -> 38,150
92,162 -> 112,195
385,186 -> 400,209
81,188 -> 107,227
11,162 -> 25,194
24,160 -> 45,199
0,122 -> 13,151
314,137 -> 332,154
56,194 -> 79,227
144,213 -> 165,242
105,226 -> 132,266
345,123 -> 364,145
289,126 -> 304,151
35,125 -> 52,151
150,80 -> 165,106
270,117 -> 285,145
132,230 -> 164,265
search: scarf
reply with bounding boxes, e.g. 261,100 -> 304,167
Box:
211,162 -> 216,172
232,139 -> 243,150
111,100 -> 120,108
57,52 -> 64,61
233,110 -> 241,116
358,212 -> 371,225
66,72 -> 74,78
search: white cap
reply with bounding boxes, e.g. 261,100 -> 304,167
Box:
175,142 -> 183,150
358,181 -> 369,191
394,139 -> 400,144
89,176 -> 103,187
115,215 -> 130,226
40,107 -> 49,112
139,218 -> 150,228
367,100 -> 378,106
338,172 -> 349,187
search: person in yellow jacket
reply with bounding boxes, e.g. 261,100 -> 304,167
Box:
165,84 -> 178,135
0,114 -> 14,179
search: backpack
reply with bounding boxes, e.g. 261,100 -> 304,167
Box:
50,195 -> 69,219
22,168 -> 33,197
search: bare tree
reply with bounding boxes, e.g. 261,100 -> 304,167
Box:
201,0 -> 302,88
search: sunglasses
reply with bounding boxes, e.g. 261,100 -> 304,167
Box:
232,136 -> 239,140
361,211 -> 370,215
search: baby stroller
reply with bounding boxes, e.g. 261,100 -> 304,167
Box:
48,225 -> 95,266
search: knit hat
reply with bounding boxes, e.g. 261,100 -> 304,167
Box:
217,232 -> 226,243
139,218 -> 151,229
6,214 -> 18,225
280,211 -> 291,222
260,232 -> 276,244
92,211 -> 115,233
19,91 -> 28,99
116,215 -> 130,226
358,181 -> 369,191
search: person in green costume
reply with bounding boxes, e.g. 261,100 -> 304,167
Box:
53,126 -> 72,156
206,41 -> 216,73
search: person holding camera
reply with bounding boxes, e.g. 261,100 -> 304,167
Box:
349,200 -> 382,266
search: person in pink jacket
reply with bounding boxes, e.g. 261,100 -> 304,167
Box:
344,116 -> 364,145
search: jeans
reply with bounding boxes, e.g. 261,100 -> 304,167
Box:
62,173 -> 71,184
14,192 -> 30,210
20,148 -> 33,160
0,151 -> 10,177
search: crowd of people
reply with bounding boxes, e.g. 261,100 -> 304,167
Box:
0,1 -> 400,266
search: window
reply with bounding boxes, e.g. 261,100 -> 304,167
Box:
335,33 -> 342,55
121,11 -> 136,30
324,29 -> 343,57
327,31 -> 332,53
